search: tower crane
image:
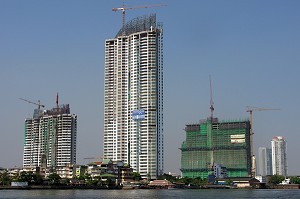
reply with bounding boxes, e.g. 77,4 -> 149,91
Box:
19,98 -> 45,110
209,75 -> 214,121
112,1 -> 166,34
246,106 -> 280,177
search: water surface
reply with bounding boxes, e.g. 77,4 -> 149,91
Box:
1,189 -> 299,199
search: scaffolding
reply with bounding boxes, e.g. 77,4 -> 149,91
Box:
45,104 -> 70,116
180,118 -> 251,179
115,14 -> 157,37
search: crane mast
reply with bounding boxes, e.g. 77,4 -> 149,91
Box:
209,75 -> 214,121
246,106 -> 280,177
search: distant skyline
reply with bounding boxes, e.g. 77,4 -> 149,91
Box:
1,0 -> 300,175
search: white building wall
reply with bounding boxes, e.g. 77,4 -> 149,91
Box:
271,136 -> 287,176
23,110 -> 77,168
104,16 -> 163,179
258,147 -> 267,176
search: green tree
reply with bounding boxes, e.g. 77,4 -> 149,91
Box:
191,177 -> 202,186
201,178 -> 208,185
158,173 -> 177,182
268,175 -> 285,185
84,173 -> 92,184
132,172 -> 142,181
290,176 -> 300,184
18,171 -> 36,184
34,173 -> 44,185
225,179 -> 233,185
0,171 -> 12,185
177,177 -> 193,185
93,176 -> 103,186
48,173 -> 61,185
105,177 -> 116,187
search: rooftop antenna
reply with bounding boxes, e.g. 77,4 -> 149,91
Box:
209,75 -> 214,121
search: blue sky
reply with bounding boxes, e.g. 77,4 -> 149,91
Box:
1,0 -> 300,175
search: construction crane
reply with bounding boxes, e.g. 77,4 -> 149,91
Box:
19,98 -> 45,110
112,1 -> 166,34
209,75 -> 214,121
247,106 -> 280,129
246,106 -> 280,177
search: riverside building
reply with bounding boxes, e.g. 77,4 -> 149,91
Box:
257,147 -> 272,176
23,99 -> 77,168
180,118 -> 252,179
103,14 -> 164,179
271,136 -> 287,176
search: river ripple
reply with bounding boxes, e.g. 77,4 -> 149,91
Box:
1,189 -> 300,199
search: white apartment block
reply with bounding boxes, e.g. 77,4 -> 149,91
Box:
271,136 -> 287,176
23,104 -> 77,168
257,147 -> 272,176
104,14 -> 163,179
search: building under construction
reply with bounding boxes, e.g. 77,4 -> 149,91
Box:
180,118 -> 251,179
23,98 -> 77,168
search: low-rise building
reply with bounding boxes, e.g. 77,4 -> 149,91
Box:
255,175 -> 266,183
56,164 -> 75,179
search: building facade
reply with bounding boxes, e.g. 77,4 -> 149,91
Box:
180,118 -> 252,179
271,136 -> 287,176
257,147 -> 272,176
23,104 -> 77,168
104,14 -> 163,179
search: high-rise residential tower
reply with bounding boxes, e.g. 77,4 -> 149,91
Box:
257,147 -> 272,176
104,14 -> 163,179
23,100 -> 77,168
271,136 -> 287,176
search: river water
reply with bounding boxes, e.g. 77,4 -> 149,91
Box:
1,189 -> 300,199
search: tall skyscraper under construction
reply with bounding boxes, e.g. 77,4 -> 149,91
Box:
271,136 -> 287,176
23,97 -> 77,168
180,118 -> 252,179
104,14 -> 163,179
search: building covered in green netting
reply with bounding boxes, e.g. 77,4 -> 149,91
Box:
180,118 -> 251,179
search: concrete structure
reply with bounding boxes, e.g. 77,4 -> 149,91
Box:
180,118 -> 252,179
255,175 -> 266,183
213,163 -> 228,179
23,103 -> 77,168
104,14 -> 163,179
271,136 -> 287,176
85,160 -> 133,183
257,147 -> 272,176
56,164 -> 76,179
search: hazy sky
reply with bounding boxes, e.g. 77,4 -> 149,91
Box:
1,0 -> 300,175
